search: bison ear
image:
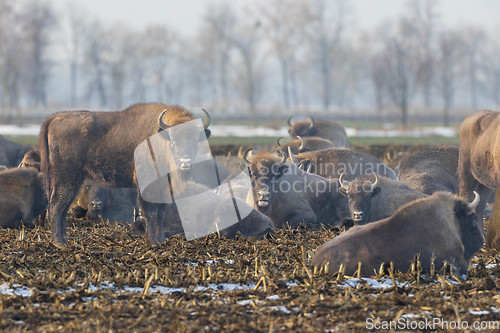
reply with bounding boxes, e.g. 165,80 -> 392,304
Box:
204,129 -> 211,139
371,187 -> 381,197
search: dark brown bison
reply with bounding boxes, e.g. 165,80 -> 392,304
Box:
277,136 -> 335,155
244,149 -> 350,228
458,110 -> 500,247
74,181 -> 138,222
398,145 -> 459,195
40,103 -> 211,247
339,173 -> 427,225
288,148 -> 397,180
287,116 -> 349,148
18,149 -> 40,171
311,192 -> 482,276
0,168 -> 47,228
132,179 -> 274,240
0,135 -> 33,167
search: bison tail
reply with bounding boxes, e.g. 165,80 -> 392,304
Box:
39,116 -> 53,197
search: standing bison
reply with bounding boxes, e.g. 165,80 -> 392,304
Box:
287,116 -> 349,148
312,192 -> 482,276
0,168 -> 47,228
458,110 -> 500,247
40,103 -> 211,247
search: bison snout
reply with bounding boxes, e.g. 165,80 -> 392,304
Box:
91,200 -> 102,211
257,191 -> 270,207
352,211 -> 364,222
179,158 -> 192,171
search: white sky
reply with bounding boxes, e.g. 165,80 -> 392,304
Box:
51,0 -> 499,35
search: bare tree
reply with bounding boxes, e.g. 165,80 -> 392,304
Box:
20,0 -> 56,107
60,1 -> 89,107
230,19 -> 266,117
83,21 -> 108,106
405,0 -> 439,109
436,30 -> 464,125
141,25 -> 178,103
305,0 -> 349,111
0,0 -> 25,117
461,26 -> 486,110
201,2 -> 236,109
258,0 -> 309,109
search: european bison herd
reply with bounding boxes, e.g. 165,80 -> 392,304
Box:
1,104 -> 499,278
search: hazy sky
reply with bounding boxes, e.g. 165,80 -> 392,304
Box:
52,0 -> 498,35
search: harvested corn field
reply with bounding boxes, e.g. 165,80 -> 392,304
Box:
0,219 -> 499,332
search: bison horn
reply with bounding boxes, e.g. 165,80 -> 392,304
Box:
308,116 -> 315,129
276,148 -> 286,165
201,108 -> 211,129
339,173 -> 348,190
468,191 -> 480,211
371,173 -> 379,190
297,136 -> 305,151
287,116 -> 294,127
158,109 -> 169,129
306,164 -> 312,173
276,136 -> 284,148
288,147 -> 299,164
243,148 -> 253,165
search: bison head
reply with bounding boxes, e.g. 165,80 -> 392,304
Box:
157,108 -> 211,174
454,191 -> 483,260
244,148 -> 288,211
338,173 -> 380,225
288,116 -> 316,139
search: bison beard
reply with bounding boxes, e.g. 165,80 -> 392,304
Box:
39,103 -> 210,247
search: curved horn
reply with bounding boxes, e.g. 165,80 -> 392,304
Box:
276,136 -> 284,148
370,173 -> 379,190
158,109 -> 169,129
297,136 -> 305,151
276,148 -> 286,165
468,191 -> 480,211
287,116 -> 294,127
339,173 -> 348,190
288,147 -> 299,164
201,108 -> 211,129
243,148 -> 253,165
308,116 -> 315,129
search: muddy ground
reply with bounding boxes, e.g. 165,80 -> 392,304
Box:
0,144 -> 499,332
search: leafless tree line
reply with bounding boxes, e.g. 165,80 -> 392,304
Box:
0,0 -> 498,124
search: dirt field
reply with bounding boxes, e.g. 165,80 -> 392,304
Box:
0,144 -> 499,332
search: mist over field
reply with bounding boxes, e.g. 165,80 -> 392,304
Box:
0,0 -> 498,127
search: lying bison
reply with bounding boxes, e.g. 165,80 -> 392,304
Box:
0,168 -> 47,228
288,148 -> 397,180
277,136 -> 334,155
287,116 -> 349,148
0,135 -> 33,167
458,110 -> 500,247
244,148 -> 350,228
18,149 -> 40,171
398,145 -> 459,195
40,103 -> 211,247
74,181 -> 138,223
339,173 -> 427,225
311,192 -> 482,276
